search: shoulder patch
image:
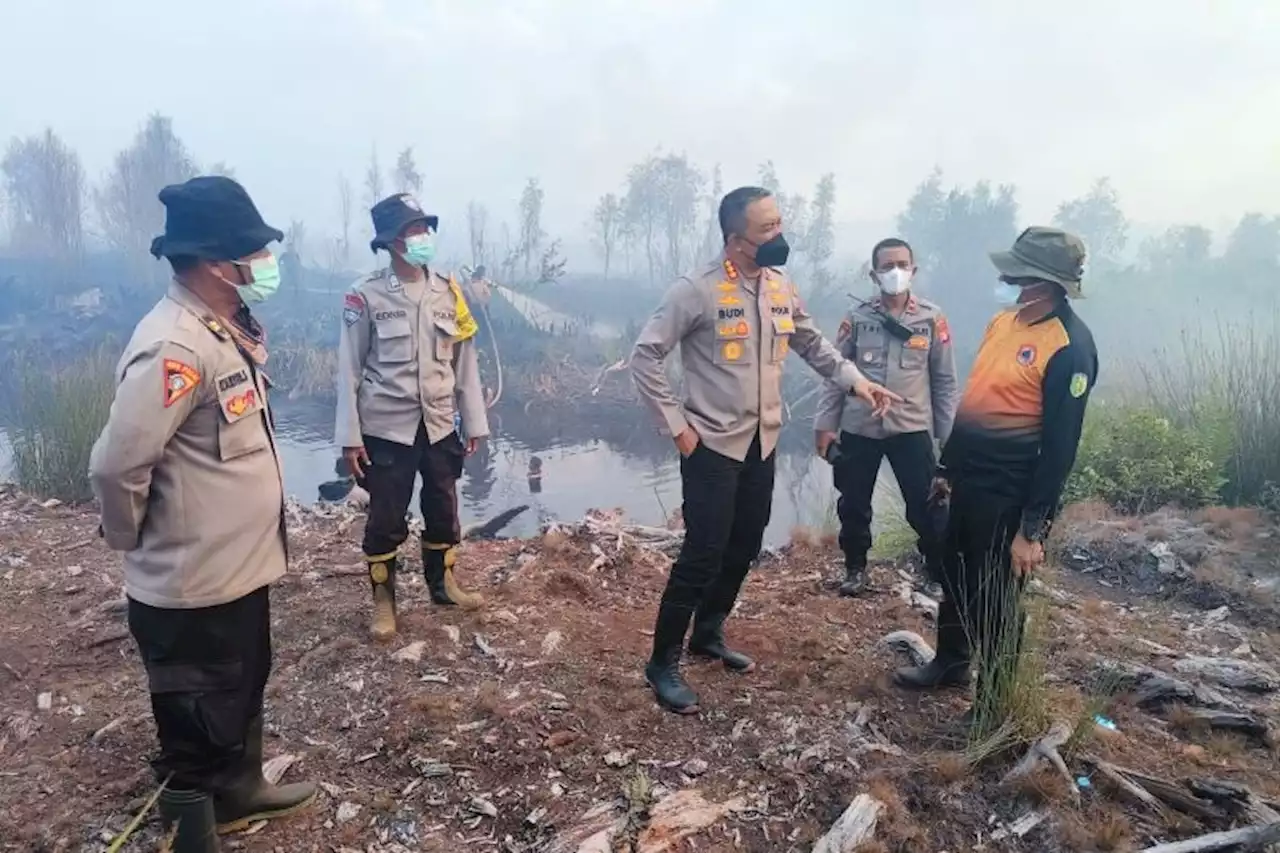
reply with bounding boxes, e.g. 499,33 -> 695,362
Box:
935,315 -> 951,344
343,292 -> 366,327
1069,372 -> 1089,398
163,359 -> 201,408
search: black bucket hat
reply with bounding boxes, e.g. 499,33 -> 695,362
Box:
370,192 -> 439,253
149,176 -> 283,261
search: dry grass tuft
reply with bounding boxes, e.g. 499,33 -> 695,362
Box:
1059,806 -> 1134,851
930,752 -> 970,784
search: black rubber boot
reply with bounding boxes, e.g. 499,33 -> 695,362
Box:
689,611 -> 755,672
893,656 -> 972,690
838,565 -> 868,597
214,715 -> 317,834
159,788 -> 221,853
645,603 -> 699,714
423,543 -> 483,609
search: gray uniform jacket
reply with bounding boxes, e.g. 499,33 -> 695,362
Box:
631,254 -> 865,462
335,267 -> 489,449
89,283 -> 287,610
814,294 -> 959,442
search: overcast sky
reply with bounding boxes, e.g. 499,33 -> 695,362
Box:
3,0 -> 1277,262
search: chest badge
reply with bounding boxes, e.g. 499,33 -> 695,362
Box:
722,341 -> 744,361
1016,344 -> 1038,367
862,351 -> 876,363
905,335 -> 929,350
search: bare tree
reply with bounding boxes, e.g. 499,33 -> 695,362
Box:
1,128 -> 85,259
335,173 -> 353,271
624,153 -> 704,283
588,192 -> 624,279
96,114 -> 196,275
698,163 -> 724,263
807,173 -> 836,298
537,239 -> 567,285
518,178 -> 545,280
393,147 -> 423,195
467,201 -> 489,270
364,147 -> 383,208
285,220 -> 307,264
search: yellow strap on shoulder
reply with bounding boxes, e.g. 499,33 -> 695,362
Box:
448,276 -> 479,342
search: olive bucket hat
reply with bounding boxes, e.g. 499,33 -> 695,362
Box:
990,226 -> 1087,298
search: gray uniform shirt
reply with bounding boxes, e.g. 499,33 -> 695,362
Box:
89,283 -> 287,609
335,267 -> 489,448
814,294 -> 959,442
631,254 -> 865,462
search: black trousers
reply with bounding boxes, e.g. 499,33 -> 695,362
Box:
935,479 -> 1025,674
361,421 -> 466,556
128,586 -> 271,791
659,435 -> 776,617
832,430 -> 942,578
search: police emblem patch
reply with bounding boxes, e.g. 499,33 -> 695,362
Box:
162,359 -> 200,408
722,341 -> 743,361
1069,372 -> 1089,398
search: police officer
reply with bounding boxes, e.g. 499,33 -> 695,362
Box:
89,176 -> 316,852
631,186 -> 902,714
894,228 -> 1098,725
814,238 -> 959,596
336,193 -> 490,642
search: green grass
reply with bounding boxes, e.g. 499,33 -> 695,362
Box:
10,345 -> 116,502
1067,319 -> 1280,512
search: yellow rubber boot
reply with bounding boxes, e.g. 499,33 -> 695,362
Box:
423,543 -> 484,610
366,554 -> 398,641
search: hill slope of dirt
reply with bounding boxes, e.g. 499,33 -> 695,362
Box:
1,485 -> 1277,853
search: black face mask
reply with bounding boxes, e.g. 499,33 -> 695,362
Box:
749,233 -> 790,268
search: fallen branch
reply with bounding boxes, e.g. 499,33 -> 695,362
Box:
1173,707 -> 1273,744
1002,722 -> 1076,799
1098,765 -> 1226,823
1138,821 -> 1280,852
811,793 -> 884,853
1173,656 -> 1279,694
1087,758 -> 1172,819
1096,660 -> 1241,711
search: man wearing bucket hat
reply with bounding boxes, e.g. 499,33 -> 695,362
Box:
894,227 -> 1098,724
335,193 -> 489,642
89,176 -> 316,851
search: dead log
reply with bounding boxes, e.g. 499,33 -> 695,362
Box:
547,788 -> 745,853
1173,656 -> 1280,694
1087,759 -> 1172,819
1187,780 -> 1280,826
1002,722 -> 1076,798
811,793 -> 884,853
1102,766 -> 1226,823
1138,821 -> 1280,852
877,630 -> 935,667
1173,707 -> 1273,744
1097,660 -> 1241,710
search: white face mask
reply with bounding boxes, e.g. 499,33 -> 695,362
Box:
994,282 -> 1023,308
876,267 -> 912,296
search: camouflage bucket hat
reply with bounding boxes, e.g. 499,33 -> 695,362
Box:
990,226 -> 1087,298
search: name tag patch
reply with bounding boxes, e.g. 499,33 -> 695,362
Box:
218,374 -> 263,423
905,335 -> 930,350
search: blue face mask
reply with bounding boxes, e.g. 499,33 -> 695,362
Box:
228,254 -> 281,305
993,281 -> 1023,308
402,231 -> 436,266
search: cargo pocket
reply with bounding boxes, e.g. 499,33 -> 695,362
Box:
376,316 -> 414,363
433,318 -> 459,361
770,314 -> 794,363
145,659 -> 246,753
899,328 -> 931,369
218,416 -> 269,461
854,328 -> 887,371
713,328 -> 752,366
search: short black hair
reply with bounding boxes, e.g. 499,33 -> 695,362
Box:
167,255 -> 202,275
719,186 -> 773,244
871,238 -> 913,269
